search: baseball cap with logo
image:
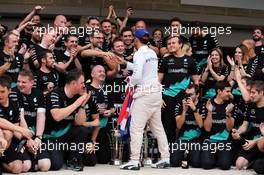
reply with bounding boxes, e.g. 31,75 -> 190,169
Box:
134,29 -> 149,40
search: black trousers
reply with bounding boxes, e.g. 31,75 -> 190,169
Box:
200,141 -> 233,170
253,157 -> 264,174
95,127 -> 111,164
161,95 -> 180,144
47,126 -> 89,170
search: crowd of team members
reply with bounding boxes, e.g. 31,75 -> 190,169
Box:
0,5 -> 263,174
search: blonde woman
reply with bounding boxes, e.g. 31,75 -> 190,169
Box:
182,42 -> 192,57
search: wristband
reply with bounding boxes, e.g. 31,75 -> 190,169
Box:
34,135 -> 42,140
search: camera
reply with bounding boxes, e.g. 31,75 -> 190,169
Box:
184,93 -> 192,99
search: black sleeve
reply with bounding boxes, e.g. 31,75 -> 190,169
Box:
188,57 -> 198,75
174,102 -> 183,116
88,99 -> 99,115
46,90 -> 61,110
37,91 -> 46,109
252,55 -> 264,80
207,34 -> 219,49
33,72 -> 41,89
53,50 -> 63,63
246,57 -> 257,77
0,57 -> 5,66
197,102 -> 207,119
30,46 -> 38,64
158,57 -> 166,73
0,108 -> 5,119
244,104 -> 252,122
202,101 -> 209,119
108,92 -> 115,109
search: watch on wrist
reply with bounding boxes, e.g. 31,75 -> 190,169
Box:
35,135 -> 42,140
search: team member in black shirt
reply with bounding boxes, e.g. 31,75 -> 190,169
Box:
87,65 -> 115,164
201,48 -> 229,100
44,69 -> 98,171
0,75 -> 33,174
78,16 -> 100,47
29,29 -> 57,71
189,21 -> 219,74
0,32 -> 27,86
252,124 -> 264,174
10,69 -> 50,172
171,84 -> 205,167
101,19 -> 116,52
21,24 -> 42,50
121,27 -> 135,62
54,35 -> 82,86
252,27 -> 264,56
243,39 -> 264,81
232,80 -> 264,170
201,81 -> 234,170
34,50 -> 59,96
158,36 -> 199,143
160,17 -> 188,57
80,31 -> 118,81
111,38 -> 129,104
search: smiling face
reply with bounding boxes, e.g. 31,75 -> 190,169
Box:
17,75 -> 34,95
167,37 -> 182,54
91,65 -> 106,83
65,36 -> 78,50
234,47 -> 243,62
102,21 -> 112,35
153,30 -> 162,42
5,34 -> 19,51
91,32 -> 104,48
210,50 -> 221,65
113,40 -> 125,55
122,30 -> 134,46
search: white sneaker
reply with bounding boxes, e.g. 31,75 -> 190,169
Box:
120,160 -> 140,170
151,159 -> 170,169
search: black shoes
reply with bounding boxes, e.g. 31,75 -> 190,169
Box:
66,157 -> 84,171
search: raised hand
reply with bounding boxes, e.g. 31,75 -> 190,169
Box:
34,6 -> 45,12
206,100 -> 213,112
227,55 -> 235,67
